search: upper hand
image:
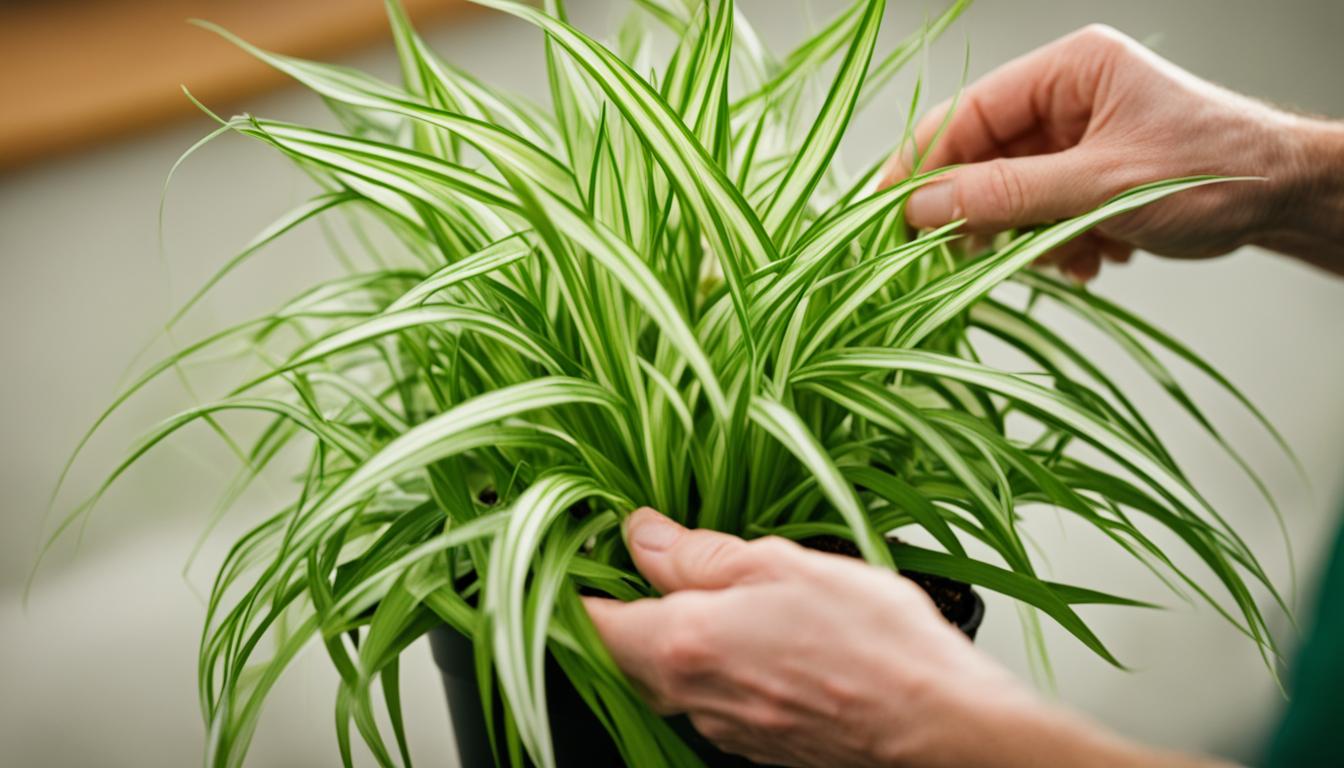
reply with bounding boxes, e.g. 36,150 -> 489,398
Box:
884,24 -> 1331,281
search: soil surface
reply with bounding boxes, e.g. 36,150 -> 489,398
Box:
799,535 -> 979,628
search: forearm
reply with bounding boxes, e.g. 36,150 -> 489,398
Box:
888,684 -> 1236,768
983,702 -> 1233,768
1256,117 -> 1344,275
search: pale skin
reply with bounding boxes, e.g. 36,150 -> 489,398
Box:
585,25 -> 1344,768
888,24 -> 1344,280
586,509 -> 1221,767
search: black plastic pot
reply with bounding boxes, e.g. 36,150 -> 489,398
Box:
428,573 -> 983,767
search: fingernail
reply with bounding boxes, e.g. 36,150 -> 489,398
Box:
906,182 -> 958,228
897,143 -> 918,177
877,147 -> 916,189
627,508 -> 680,552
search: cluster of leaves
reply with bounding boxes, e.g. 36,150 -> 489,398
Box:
42,0 -> 1294,766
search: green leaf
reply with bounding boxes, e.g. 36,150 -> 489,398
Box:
748,396 -> 893,568
760,0 -> 885,243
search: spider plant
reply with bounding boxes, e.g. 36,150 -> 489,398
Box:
39,0 -> 1295,766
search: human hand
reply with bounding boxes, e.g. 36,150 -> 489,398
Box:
584,509 -> 1220,767
884,24 -> 1344,280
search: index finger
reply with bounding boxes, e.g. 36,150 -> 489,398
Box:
888,26 -> 1112,181
583,592 -> 731,714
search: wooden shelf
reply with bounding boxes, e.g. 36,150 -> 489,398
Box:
0,0 -> 471,170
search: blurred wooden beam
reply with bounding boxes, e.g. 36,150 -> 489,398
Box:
0,0 -> 472,171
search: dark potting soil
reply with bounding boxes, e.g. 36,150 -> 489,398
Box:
798,534 -> 979,629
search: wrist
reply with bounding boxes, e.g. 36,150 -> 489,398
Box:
1253,116 -> 1344,274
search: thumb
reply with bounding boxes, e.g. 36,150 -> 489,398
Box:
905,149 -> 1112,233
623,507 -> 762,594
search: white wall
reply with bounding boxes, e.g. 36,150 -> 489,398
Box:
2,1 -> 1342,765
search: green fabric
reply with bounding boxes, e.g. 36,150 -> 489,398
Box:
1263,517 -> 1344,767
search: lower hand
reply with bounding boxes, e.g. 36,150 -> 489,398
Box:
584,509 -> 1223,767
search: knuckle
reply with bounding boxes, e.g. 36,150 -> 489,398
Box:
745,536 -> 802,573
1064,24 -> 1134,72
742,701 -> 795,735
891,573 -> 937,610
983,159 -> 1027,225
759,682 -> 804,724
751,535 -> 797,558
687,535 -> 743,577
689,712 -> 734,744
640,683 -> 682,716
1098,149 -> 1159,192
874,569 -> 939,617
657,600 -> 717,678
819,676 -> 861,714
1077,23 -> 1126,49
900,668 -> 939,712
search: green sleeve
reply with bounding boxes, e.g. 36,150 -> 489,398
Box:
1262,517 -> 1344,767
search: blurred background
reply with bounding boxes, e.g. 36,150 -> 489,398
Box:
2,1 -> 1342,765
